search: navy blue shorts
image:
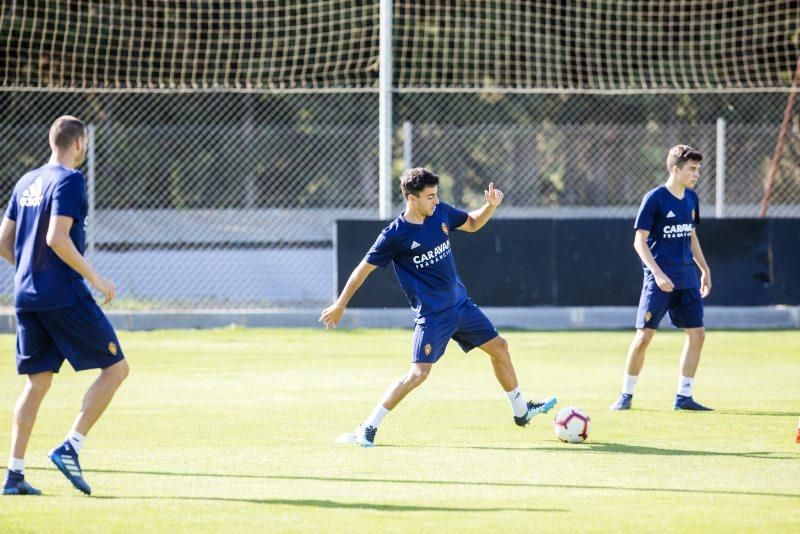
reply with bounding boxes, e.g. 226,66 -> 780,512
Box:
15,296 -> 125,375
636,280 -> 704,330
411,300 -> 499,364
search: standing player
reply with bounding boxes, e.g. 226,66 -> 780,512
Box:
1,116 -> 129,495
319,168 -> 556,447
610,145 -> 712,412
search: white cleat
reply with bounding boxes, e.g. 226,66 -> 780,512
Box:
335,425 -> 377,447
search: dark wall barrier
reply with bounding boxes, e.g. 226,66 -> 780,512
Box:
335,219 -> 800,307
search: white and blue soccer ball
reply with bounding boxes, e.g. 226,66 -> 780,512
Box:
553,406 -> 591,443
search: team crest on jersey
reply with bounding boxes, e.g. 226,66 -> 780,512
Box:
108,342 -> 118,356
691,209 -> 695,221
644,311 -> 652,322
441,223 -> 448,235
424,343 -> 432,356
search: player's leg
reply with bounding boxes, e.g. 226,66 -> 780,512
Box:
668,289 -> 712,411
40,297 -> 128,494
4,372 -> 52,496
453,301 -> 556,426
5,312 -> 61,496
69,359 -> 129,437
477,335 -> 557,426
339,362 -> 434,448
611,279 -> 668,410
338,316 -> 451,447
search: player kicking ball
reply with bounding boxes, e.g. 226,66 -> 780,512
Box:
1,116 -> 129,495
610,145 -> 713,412
320,168 -> 556,447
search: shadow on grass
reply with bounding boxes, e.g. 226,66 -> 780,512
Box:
380,442 -> 799,461
90,495 -> 562,513
713,410 -> 800,417
27,467 -> 800,500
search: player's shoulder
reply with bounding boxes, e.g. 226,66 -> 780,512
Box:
686,188 -> 700,202
52,166 -> 86,184
379,216 -> 406,239
642,185 -> 667,202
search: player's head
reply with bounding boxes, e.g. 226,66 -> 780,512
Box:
666,145 -> 703,188
49,115 -> 88,166
400,167 -> 439,216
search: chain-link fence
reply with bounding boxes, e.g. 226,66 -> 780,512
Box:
1,2 -> 798,309
2,90 -> 796,309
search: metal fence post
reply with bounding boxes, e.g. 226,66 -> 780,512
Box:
716,117 -> 726,218
87,123 -> 96,261
378,0 -> 393,219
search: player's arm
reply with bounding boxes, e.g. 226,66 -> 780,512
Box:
691,230 -> 712,297
319,260 -> 378,329
46,214 -> 116,304
0,217 -> 15,266
458,182 -> 503,233
633,229 -> 675,292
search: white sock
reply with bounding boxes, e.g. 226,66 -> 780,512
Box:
506,387 -> 528,417
66,430 -> 86,454
678,376 -> 694,397
622,374 -> 638,395
363,405 -> 390,429
8,457 -> 24,474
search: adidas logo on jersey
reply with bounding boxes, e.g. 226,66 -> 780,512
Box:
411,241 -> 421,249
19,177 -> 43,207
666,210 -> 676,218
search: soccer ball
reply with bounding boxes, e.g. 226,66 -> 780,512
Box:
553,406 -> 591,443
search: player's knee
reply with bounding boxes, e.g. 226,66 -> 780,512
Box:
490,337 -> 511,361
104,359 -> 129,384
408,367 -> 430,386
687,328 -> 705,344
635,329 -> 655,347
26,373 -> 52,395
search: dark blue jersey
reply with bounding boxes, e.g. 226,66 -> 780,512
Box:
634,185 -> 700,289
4,164 -> 92,310
365,202 -> 469,318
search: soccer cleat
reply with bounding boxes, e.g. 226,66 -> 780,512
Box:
354,425 -> 378,447
514,396 -> 557,427
610,393 -> 633,411
3,470 -> 41,496
49,442 -> 91,495
795,428 -> 800,444
335,425 -> 378,447
673,395 -> 713,411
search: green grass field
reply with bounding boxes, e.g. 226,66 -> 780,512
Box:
0,328 -> 798,532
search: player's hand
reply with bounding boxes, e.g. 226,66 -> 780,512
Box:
485,182 -> 504,206
92,276 -> 116,304
319,302 -> 345,329
655,273 -> 674,293
700,272 -> 712,298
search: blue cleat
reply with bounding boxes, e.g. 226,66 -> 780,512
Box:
514,396 -> 557,427
673,395 -> 713,411
49,442 -> 91,495
610,393 -> 633,411
3,470 -> 41,496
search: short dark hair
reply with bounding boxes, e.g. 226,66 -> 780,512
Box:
49,115 -> 87,150
666,145 -> 704,171
400,167 -> 439,198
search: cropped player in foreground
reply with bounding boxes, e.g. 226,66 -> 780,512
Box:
610,145 -> 712,412
1,116 -> 129,495
320,168 -> 556,447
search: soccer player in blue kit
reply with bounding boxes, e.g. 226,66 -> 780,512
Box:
0,116 -> 129,495
610,145 -> 713,412
320,168 -> 556,447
